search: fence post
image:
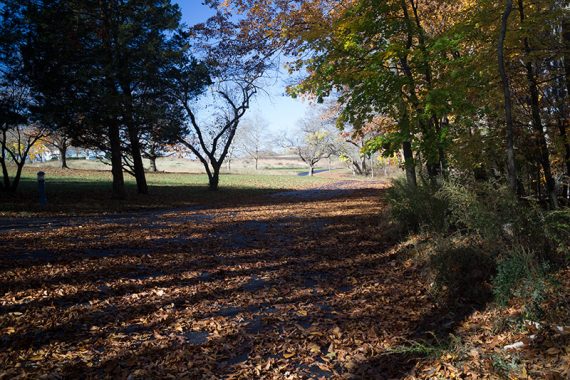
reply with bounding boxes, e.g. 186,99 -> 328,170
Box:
37,171 -> 47,207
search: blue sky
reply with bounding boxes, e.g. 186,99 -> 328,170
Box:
173,1 -> 311,135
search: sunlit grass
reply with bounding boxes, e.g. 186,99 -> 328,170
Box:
1,167 -> 336,216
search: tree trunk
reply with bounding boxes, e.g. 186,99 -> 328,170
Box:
101,1 -> 125,200
209,167 -> 220,191
149,156 -> 158,172
559,118 -> 570,201
1,133 -> 10,191
563,18 -> 570,96
498,0 -> 518,194
129,137 -> 148,194
309,166 -> 314,176
9,162 -> 25,193
361,156 -> 368,176
399,101 -> 417,187
255,156 -> 258,170
435,117 -> 448,178
123,90 -> 148,194
0,157 -> 8,191
109,122 -> 126,200
402,141 -> 417,188
59,146 -> 68,169
518,0 -> 557,208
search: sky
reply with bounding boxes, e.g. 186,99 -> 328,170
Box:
173,1 -> 311,135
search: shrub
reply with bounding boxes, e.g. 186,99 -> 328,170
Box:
543,209 -> 570,260
386,178 -> 447,233
493,246 -> 550,319
437,181 -> 516,240
429,242 -> 496,304
387,175 -> 564,313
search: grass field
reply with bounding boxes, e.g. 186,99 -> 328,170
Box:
0,164 -> 343,216
29,155 -> 332,174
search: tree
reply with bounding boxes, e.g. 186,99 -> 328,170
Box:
498,0 -> 518,194
224,0 -> 568,206
17,0 -> 186,198
339,132 -> 374,177
516,0 -> 558,208
0,1 -> 45,193
14,0 -> 126,199
179,81 -> 257,190
235,116 -> 269,170
288,112 -> 337,176
0,89 -> 46,192
43,131 -> 70,169
176,10 -> 272,190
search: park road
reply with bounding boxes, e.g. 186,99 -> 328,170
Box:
0,179 -> 436,379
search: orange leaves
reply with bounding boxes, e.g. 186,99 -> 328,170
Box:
1,178 -> 568,378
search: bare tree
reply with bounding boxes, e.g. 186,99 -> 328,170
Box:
235,115 -> 269,170
1,82 -> 46,192
179,81 -> 257,190
43,131 -> 70,169
175,9 -> 273,190
288,113 -> 337,176
338,134 -> 370,176
1,124 -> 46,192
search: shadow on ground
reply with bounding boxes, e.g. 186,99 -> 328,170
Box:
0,183 -> 484,378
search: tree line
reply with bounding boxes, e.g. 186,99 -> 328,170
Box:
2,0 -> 569,207
224,0 -> 569,208
0,0 -> 271,196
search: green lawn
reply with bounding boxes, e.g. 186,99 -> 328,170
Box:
0,167 -> 335,216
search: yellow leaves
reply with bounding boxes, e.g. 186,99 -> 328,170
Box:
29,355 -> 44,362
308,343 -> 321,354
283,351 -> 295,359
381,48 -> 398,61
343,38 -> 358,51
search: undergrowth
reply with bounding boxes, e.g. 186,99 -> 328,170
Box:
387,176 -> 569,317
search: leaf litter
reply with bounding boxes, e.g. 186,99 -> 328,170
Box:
1,179 -> 568,379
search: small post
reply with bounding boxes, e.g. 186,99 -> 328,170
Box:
37,171 -> 47,207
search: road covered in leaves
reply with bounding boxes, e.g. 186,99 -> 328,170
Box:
1,179 -> 413,379
2,179 -> 568,379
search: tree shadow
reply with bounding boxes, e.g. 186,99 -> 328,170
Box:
0,184 -> 422,378
350,277 -> 492,378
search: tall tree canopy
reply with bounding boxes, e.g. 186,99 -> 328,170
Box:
4,0 -> 198,198
221,0 -> 569,206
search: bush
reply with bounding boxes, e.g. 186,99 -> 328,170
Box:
386,178 -> 447,233
492,246 -> 550,319
543,209 -> 570,260
429,242 -> 496,303
387,176 -> 564,312
437,181 -> 516,240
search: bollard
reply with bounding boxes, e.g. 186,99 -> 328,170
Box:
37,171 -> 47,207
